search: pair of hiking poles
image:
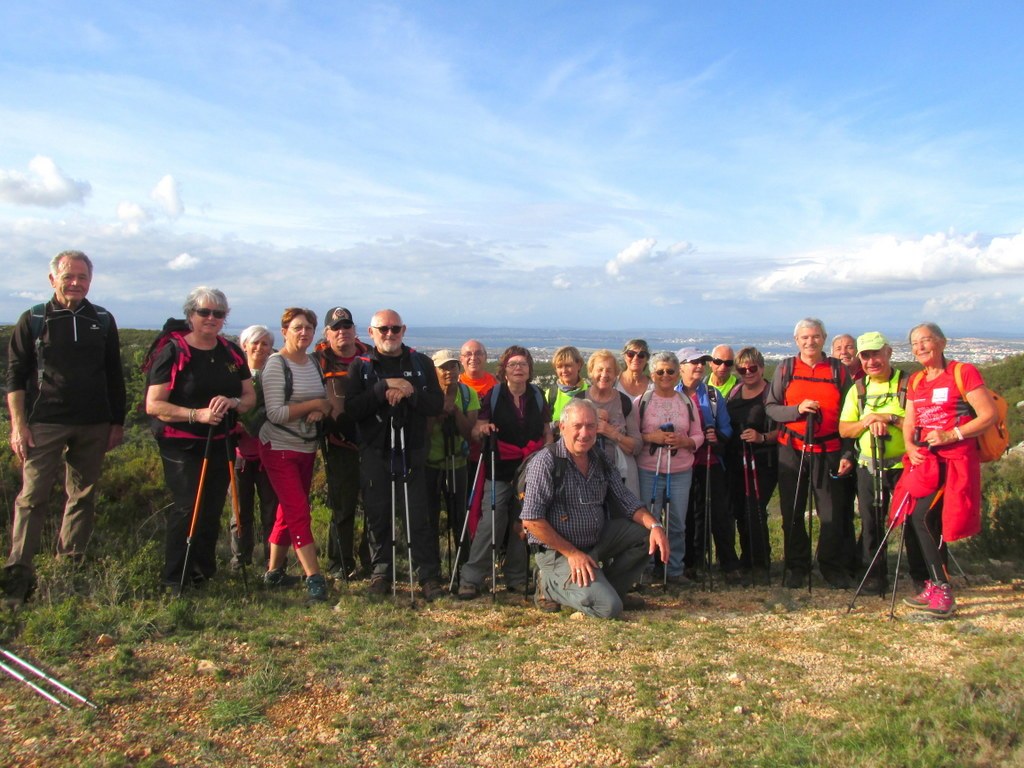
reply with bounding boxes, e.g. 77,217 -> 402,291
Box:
647,440 -> 674,589
740,431 -> 770,587
847,433 -> 970,619
389,418 -> 417,608
448,437 -> 503,603
0,645 -> 97,711
181,419 -> 249,595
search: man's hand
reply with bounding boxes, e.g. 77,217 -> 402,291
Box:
649,525 -> 670,564
9,423 -> 34,462
384,378 -> 414,406
565,550 -> 599,587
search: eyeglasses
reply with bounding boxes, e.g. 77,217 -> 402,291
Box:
736,365 -> 759,375
653,368 -> 677,376
461,351 -> 484,358
506,360 -> 529,369
711,358 -> 734,367
330,320 -> 354,330
373,325 -> 404,335
624,350 -> 649,360
194,308 -> 227,319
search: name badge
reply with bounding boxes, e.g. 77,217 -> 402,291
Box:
932,387 -> 949,404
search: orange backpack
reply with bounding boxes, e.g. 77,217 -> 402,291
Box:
913,363 -> 1009,462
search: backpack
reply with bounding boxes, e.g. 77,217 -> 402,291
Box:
777,355 -> 845,394
140,318 -> 246,390
637,388 -> 695,427
27,301 -> 113,388
854,368 -> 909,414
512,443 -> 627,520
912,363 -> 1009,462
490,382 -> 545,416
258,353 -> 327,442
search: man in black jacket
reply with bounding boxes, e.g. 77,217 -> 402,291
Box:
4,250 -> 126,607
343,309 -> 444,600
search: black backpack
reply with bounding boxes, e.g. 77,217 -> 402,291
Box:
511,444 -> 629,521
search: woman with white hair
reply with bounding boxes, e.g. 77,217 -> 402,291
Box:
230,325 -> 279,572
145,287 -> 255,591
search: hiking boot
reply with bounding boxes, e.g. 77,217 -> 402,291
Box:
3,565 -> 36,609
903,580 -> 935,608
621,594 -> 646,611
783,569 -> 808,589
824,572 -> 853,590
534,574 -> 561,613
421,579 -> 445,603
263,568 -> 300,587
306,573 -> 328,604
917,582 -> 955,618
457,581 -> 481,601
367,574 -> 390,596
860,575 -> 888,595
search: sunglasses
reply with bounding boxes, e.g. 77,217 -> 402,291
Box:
624,350 -> 650,360
373,325 -> 404,335
330,320 -> 355,330
711,358 -> 734,366
194,308 -> 227,319
653,368 -> 677,376
736,365 -> 759,375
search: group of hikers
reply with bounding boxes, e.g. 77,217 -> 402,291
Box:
3,250 -> 999,620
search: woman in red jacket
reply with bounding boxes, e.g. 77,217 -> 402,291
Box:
901,322 -> 996,618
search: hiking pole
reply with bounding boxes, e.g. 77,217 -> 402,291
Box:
0,657 -> 68,710
224,421 -> 249,594
490,437 -> 498,602
866,433 -> 886,597
442,422 -> 457,580
939,536 -> 970,586
887,516 -> 909,622
397,424 -> 416,608
449,444 -> 486,593
742,440 -> 757,587
321,436 -> 348,582
790,411 -> 817,595
390,418 -> 399,598
664,446 -> 673,589
748,440 -> 769,587
703,442 -> 714,593
0,646 -> 97,709
647,444 -> 662,587
848,504 -> 904,613
180,423 -> 216,594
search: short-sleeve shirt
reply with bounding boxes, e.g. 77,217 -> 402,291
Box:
908,361 -> 985,434
427,385 -> 480,468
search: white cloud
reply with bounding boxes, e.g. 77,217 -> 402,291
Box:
0,156 -> 91,207
605,238 -> 694,277
151,175 -> 184,218
749,229 -> 1024,298
552,274 -> 571,290
116,201 -> 151,233
168,252 -> 199,270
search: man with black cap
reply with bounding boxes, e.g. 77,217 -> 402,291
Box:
313,307 -> 371,580
343,309 -> 445,600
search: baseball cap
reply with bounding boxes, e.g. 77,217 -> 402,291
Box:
431,349 -> 460,367
857,331 -> 888,353
325,307 -> 354,329
676,346 -> 711,364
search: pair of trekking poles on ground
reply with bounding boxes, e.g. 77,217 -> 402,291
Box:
0,645 -> 97,711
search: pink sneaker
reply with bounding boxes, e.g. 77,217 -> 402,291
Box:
902,580 -> 934,608
919,582 -> 955,618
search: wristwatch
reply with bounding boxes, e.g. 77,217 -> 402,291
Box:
650,522 -> 664,531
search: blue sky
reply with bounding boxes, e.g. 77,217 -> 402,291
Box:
2,1 -> 1023,338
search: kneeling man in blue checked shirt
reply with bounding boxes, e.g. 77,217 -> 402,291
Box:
521,398 -> 669,618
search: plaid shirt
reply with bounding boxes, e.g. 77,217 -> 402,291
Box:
520,440 -> 643,550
